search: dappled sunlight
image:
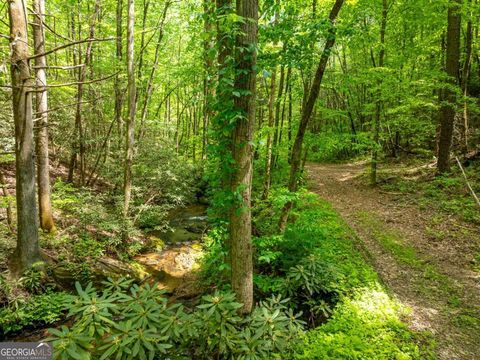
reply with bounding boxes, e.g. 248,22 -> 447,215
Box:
348,286 -> 406,321
296,285 -> 432,359
135,244 -> 203,294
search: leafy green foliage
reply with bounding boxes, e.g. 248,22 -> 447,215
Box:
47,279 -> 304,360
19,262 -> 50,294
0,292 -> 69,335
0,265 -> 67,336
198,225 -> 231,285
251,192 -> 377,325
199,190 -> 432,358
308,132 -> 372,163
294,288 -> 436,360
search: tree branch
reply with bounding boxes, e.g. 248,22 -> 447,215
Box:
28,37 -> 115,60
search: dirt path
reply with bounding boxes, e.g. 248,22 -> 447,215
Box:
306,162 -> 480,360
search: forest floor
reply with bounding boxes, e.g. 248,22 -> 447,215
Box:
306,161 -> 480,360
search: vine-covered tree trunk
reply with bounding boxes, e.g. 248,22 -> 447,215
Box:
215,0 -> 234,255
437,0 -> 461,174
32,0 -> 55,232
9,0 -> 41,274
278,0 -> 344,232
124,0 -> 136,218
202,0 -> 215,160
230,0 -> 258,314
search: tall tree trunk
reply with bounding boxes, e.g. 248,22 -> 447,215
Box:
215,0 -> 234,192
115,0 -> 124,147
202,0 -> 215,160
230,0 -> 258,314
460,0 -> 473,154
32,0 -> 55,232
262,70 -> 276,199
124,0 -> 136,218
139,1 -> 170,141
277,67 -> 291,157
0,171 -> 14,234
370,0 -> 388,185
272,64 -> 285,169
437,0 -> 461,173
287,67 -> 293,160
68,0 -> 101,185
9,0 -> 41,274
136,0 -> 150,84
278,0 -> 344,232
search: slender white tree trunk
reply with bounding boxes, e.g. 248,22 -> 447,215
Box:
32,0 -> 55,233
124,0 -> 136,218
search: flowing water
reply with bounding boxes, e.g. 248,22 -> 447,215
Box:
134,204 -> 208,297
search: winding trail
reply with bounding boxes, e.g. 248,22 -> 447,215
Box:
306,162 -> 480,360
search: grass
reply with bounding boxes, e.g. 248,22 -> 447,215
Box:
357,211 -> 422,268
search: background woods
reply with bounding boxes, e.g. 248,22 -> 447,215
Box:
0,0 -> 479,358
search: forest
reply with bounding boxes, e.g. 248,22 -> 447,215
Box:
0,0 -> 479,358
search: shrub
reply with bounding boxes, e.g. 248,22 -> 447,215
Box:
47,279 -> 304,359
0,292 -> 69,336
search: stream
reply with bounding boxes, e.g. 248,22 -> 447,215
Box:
8,204 -> 209,342
134,204 -> 208,298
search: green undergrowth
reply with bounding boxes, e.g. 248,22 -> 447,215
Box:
0,292 -> 68,337
307,131 -> 372,162
380,161 -> 480,225
48,179 -> 145,260
201,191 -> 435,358
0,262 -> 70,338
283,195 -> 435,359
47,280 -> 304,360
295,288 -> 435,360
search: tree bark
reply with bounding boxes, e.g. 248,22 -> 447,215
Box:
262,70 -> 276,199
202,0 -> 215,160
9,0 -> 41,274
437,0 -> 461,174
68,0 -> 101,185
370,0 -> 388,185
123,0 -> 136,218
272,64 -> 285,169
115,0 -> 124,147
278,0 -> 344,232
32,0 -> 55,233
0,171 -> 14,234
460,0 -> 472,155
230,0 -> 258,314
287,67 -> 293,160
138,0 -> 170,141
215,0 -> 234,195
